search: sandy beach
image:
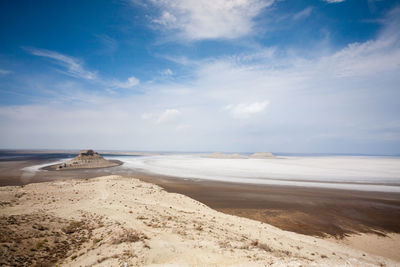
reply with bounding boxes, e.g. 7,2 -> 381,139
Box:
1,175 -> 399,266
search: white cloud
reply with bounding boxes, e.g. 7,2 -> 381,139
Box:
2,8 -> 399,153
147,0 -> 274,40
153,11 -> 177,26
225,101 -> 269,118
319,39 -> 400,77
157,109 -> 181,124
161,68 -> 173,76
111,76 -> 140,89
314,8 -> 400,78
24,47 -> 98,80
0,69 -> 11,75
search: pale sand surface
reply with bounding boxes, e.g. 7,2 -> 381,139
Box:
328,233 -> 400,262
1,175 -> 398,266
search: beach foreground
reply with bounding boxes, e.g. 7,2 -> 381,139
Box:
0,175 -> 398,266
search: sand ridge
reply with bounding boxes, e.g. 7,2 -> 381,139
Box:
0,175 -> 397,266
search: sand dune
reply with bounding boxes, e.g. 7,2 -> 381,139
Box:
0,175 -> 397,266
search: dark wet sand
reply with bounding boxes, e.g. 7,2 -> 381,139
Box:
0,160 -> 122,186
1,158 -> 400,237
132,172 -> 400,237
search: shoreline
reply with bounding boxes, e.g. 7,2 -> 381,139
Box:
40,159 -> 123,171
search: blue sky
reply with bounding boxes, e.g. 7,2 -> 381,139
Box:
0,0 -> 400,154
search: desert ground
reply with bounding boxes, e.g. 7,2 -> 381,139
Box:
1,175 -> 399,266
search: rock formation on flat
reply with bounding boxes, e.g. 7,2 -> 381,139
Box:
249,152 -> 275,159
49,150 -> 121,170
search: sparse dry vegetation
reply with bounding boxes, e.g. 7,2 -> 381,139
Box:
111,229 -> 149,245
0,213 -> 101,266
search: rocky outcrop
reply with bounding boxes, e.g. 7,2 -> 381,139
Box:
47,150 -> 122,170
249,152 -> 275,159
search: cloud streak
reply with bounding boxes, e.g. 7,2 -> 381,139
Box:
293,7 -> 313,20
24,47 -> 98,80
25,47 -> 140,90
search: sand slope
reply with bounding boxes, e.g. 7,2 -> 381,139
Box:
0,175 -> 397,266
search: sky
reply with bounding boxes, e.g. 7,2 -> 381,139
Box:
0,0 -> 399,154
